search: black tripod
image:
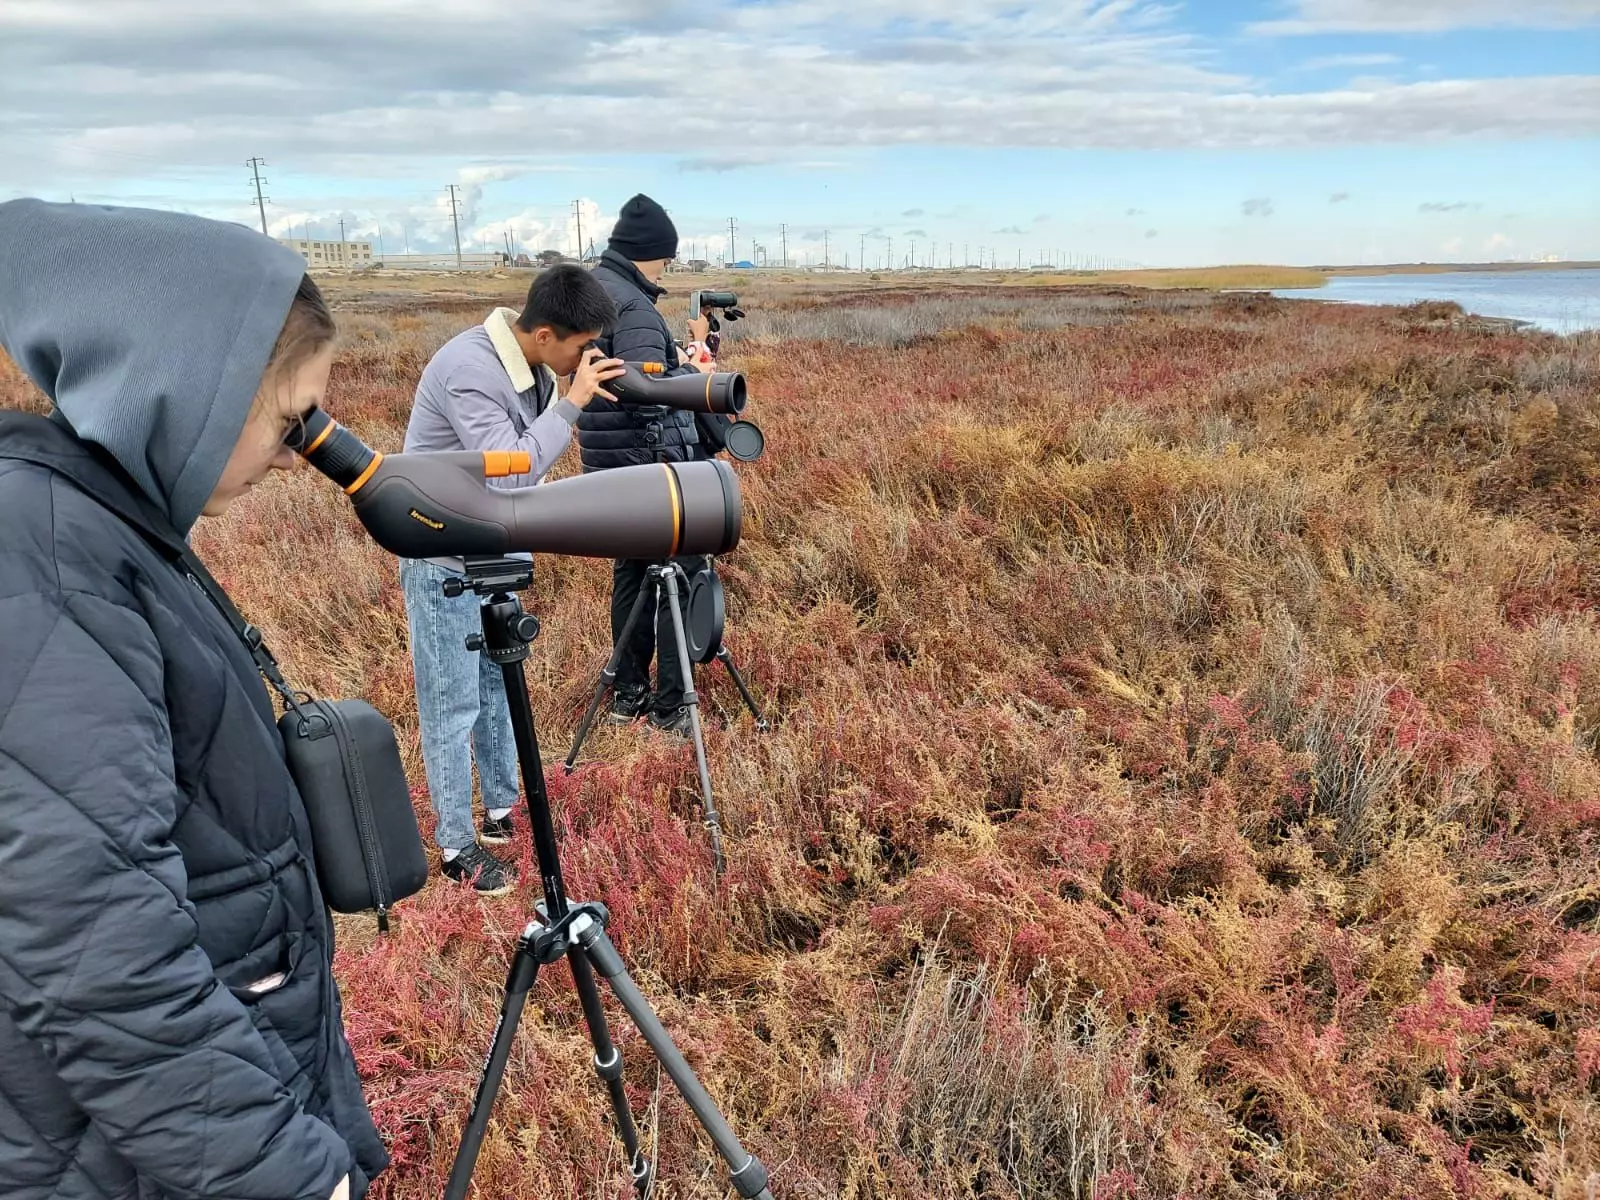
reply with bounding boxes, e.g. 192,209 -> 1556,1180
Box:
565,560 -> 767,875
443,556 -> 773,1200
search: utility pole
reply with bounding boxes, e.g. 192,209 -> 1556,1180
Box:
860,233 -> 865,272
727,217 -> 737,266
446,185 -> 463,269
246,157 -> 270,237
780,223 -> 788,268
886,235 -> 892,271
823,229 -> 829,268
572,200 -> 585,261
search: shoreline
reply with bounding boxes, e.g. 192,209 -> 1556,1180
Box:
1317,260 -> 1600,277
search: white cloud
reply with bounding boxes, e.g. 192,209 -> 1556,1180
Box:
1485,231 -> 1515,257
1250,0 -> 1600,34
1298,52 -> 1403,69
6,0 -> 1595,193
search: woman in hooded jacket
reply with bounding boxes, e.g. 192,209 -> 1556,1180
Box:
0,200 -> 386,1199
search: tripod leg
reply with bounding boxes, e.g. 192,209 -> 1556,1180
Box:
445,936 -> 544,1200
500,658 -> 651,1193
714,645 -> 769,731
565,572 -> 655,771
569,950 -> 652,1193
659,566 -> 726,874
572,913 -> 774,1200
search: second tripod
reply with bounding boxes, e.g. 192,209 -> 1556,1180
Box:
566,561 -> 766,874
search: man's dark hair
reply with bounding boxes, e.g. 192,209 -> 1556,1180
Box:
516,264 -> 616,336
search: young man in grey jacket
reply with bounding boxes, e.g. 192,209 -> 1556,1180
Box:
401,265 -> 623,892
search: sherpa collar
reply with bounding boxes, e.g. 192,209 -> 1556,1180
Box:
483,306 -> 554,394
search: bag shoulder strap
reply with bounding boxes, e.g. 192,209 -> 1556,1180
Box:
176,549 -> 307,713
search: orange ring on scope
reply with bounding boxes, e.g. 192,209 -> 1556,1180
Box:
661,463 -> 682,557
345,453 -> 383,495
303,418 -> 335,455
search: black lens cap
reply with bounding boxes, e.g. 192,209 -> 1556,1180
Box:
724,420 -> 764,462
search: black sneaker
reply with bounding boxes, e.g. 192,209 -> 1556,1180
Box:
480,811 -> 514,844
440,843 -> 516,895
609,684 -> 651,724
647,705 -> 694,738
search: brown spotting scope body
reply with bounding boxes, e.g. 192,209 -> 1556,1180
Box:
286,408 -> 741,561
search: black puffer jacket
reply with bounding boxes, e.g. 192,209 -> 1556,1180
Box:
0,414 -> 389,1200
577,249 -> 699,471
0,199 -> 386,1200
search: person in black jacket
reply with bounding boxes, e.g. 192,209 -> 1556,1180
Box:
579,194 -> 716,736
0,199 -> 386,1200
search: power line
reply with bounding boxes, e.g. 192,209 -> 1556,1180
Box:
446,184 -> 463,270
246,157 -> 269,237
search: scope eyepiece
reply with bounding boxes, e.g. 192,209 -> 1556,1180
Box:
286,407 -> 382,493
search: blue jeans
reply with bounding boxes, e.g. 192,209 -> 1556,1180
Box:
399,558 -> 519,851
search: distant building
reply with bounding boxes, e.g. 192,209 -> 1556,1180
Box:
278,238 -> 374,268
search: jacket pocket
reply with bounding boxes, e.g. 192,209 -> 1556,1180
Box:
220,931 -> 318,1104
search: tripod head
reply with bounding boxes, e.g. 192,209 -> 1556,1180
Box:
445,555 -> 536,599
446,557 -> 540,665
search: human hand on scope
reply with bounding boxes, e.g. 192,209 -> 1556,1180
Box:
688,311 -> 712,343
568,346 -> 626,406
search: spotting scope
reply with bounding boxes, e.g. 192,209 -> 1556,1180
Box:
610,362 -> 747,414
689,290 -> 742,319
285,408 -> 741,560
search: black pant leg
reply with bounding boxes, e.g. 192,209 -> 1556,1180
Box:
651,555 -> 710,712
610,558 -> 655,693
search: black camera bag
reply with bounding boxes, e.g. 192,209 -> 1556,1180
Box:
275,696 -> 427,928
179,552 -> 427,934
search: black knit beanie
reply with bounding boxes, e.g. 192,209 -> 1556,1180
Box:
606,193 -> 678,262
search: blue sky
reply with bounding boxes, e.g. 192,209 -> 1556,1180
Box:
3,0 -> 1596,267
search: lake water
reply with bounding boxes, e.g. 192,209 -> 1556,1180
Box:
1272,268 -> 1600,334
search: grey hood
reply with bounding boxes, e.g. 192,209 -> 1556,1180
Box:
0,198 -> 307,533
